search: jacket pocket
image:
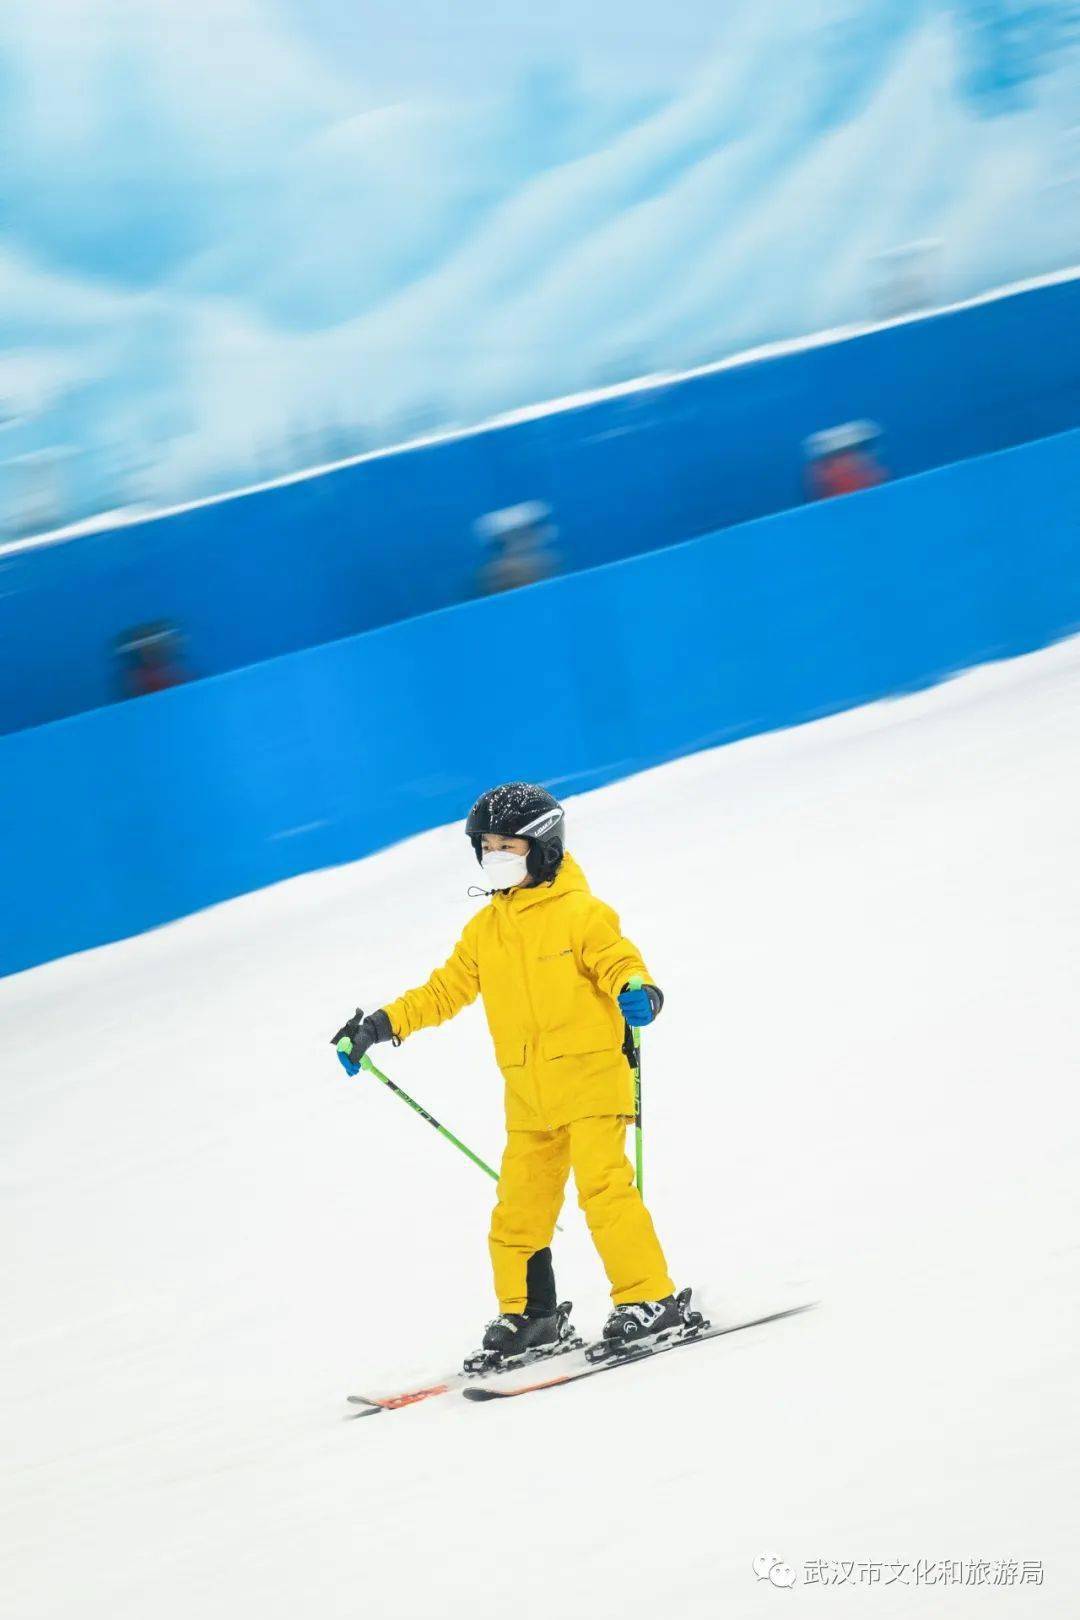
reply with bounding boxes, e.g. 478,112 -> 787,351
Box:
540,1025 -> 615,1060
494,1040 -> 527,1069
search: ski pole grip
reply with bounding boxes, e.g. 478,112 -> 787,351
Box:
336,1036 -> 363,1076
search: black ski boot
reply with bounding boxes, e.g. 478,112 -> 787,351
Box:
463,1301 -> 579,1374
594,1287 -> 705,1356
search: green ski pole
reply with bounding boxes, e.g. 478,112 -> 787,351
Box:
337,1043 -> 501,1181
336,1042 -> 565,1229
627,973 -> 645,1195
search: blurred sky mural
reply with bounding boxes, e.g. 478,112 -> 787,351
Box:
0,0 -> 1077,527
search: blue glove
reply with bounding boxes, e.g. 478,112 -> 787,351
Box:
330,1007 -> 394,1075
618,983 -> 664,1027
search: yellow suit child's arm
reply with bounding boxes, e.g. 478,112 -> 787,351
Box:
578,898 -> 652,1000
382,924 -> 481,1040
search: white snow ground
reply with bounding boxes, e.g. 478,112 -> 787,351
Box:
3,638 -> 1079,1618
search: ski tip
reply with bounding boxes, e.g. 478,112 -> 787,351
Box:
463,1369 -> 574,1402
347,1382 -> 452,1411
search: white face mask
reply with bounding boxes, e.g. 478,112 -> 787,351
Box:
480,848 -> 530,890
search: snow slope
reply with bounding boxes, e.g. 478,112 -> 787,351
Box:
2,0 -> 1078,517
3,638 -> 1079,1617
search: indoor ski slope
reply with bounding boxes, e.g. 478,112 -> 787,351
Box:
4,638 -> 1079,1618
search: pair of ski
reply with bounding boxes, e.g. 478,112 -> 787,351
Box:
346,1298 -> 814,1416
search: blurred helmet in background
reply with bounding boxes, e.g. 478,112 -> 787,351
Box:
803,420 -> 881,460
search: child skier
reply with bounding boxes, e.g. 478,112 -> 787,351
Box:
331,782 -> 694,1365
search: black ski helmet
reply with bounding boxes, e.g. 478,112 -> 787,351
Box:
465,782 -> 565,884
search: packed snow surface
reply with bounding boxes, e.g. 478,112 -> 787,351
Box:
3,638 -> 1079,1616
2,0 -> 1078,514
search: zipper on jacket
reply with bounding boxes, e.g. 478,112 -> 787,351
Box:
504,896 -> 542,1069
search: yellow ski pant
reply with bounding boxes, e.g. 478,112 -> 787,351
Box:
489,1115 -> 675,1312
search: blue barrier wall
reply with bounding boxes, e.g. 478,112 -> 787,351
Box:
2,426 -> 1077,979
1,275 -> 1078,736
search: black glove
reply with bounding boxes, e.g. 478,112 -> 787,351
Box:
330,1007 -> 394,1074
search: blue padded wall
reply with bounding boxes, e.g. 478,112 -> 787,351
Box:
1,276 -> 1077,736
2,426 -> 1076,977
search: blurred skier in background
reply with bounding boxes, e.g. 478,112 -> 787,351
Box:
805,420 -> 887,500
331,782 -> 695,1369
475,501 -> 560,595
114,621 -> 188,699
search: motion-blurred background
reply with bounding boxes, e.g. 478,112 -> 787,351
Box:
1,0 -> 1078,528
2,0 -> 1079,972
3,9 -> 1080,1616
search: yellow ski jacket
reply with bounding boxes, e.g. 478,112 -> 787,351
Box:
382,854 -> 652,1131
